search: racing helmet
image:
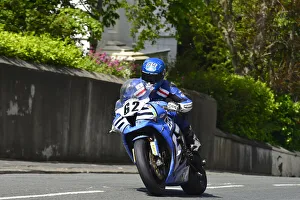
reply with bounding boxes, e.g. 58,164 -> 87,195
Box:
141,58 -> 166,87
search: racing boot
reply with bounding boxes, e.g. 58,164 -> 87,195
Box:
182,126 -> 206,168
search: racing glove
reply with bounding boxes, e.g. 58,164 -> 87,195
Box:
167,102 -> 180,112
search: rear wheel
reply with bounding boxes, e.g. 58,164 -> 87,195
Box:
134,139 -> 166,196
181,166 -> 207,195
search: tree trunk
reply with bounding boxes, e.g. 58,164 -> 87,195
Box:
219,0 -> 240,74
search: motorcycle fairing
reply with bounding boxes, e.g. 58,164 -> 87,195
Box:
121,106 -> 190,185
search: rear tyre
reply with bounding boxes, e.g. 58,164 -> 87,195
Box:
134,139 -> 165,196
181,166 -> 207,195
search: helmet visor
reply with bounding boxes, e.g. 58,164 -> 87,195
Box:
142,72 -> 164,84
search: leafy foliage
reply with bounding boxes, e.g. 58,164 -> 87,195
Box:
123,0 -> 206,50
0,30 -> 87,68
214,0 -> 300,99
0,0 -> 123,43
271,95 -> 300,151
170,1 -> 233,76
165,0 -> 300,150
168,68 -> 300,151
0,30 -> 136,78
170,70 -> 276,142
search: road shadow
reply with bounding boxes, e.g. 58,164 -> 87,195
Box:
137,188 -> 221,198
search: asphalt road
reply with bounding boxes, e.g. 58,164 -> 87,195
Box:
0,172 -> 299,200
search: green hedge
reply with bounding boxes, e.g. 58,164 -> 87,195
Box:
169,70 -> 300,150
171,71 -> 276,141
272,95 -> 300,151
0,31 -> 91,68
0,30 -> 135,78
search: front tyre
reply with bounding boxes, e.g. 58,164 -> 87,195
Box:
181,166 -> 207,195
134,139 -> 165,195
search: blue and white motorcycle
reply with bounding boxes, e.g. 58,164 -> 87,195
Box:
111,79 -> 207,195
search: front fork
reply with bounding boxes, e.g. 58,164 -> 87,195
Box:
150,137 -> 160,157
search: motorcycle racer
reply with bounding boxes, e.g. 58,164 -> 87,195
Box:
140,57 -> 204,167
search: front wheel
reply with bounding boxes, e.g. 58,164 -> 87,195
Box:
134,139 -> 165,196
181,166 -> 207,195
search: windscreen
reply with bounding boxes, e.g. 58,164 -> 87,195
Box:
119,79 -> 151,104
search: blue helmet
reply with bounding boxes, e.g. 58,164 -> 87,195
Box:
141,58 -> 166,85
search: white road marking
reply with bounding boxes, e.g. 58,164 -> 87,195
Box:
207,183 -> 231,186
165,186 -> 183,191
273,184 -> 300,187
0,190 -> 104,200
207,185 -> 244,189
166,184 -> 244,190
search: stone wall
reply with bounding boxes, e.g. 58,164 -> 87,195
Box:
0,57 -> 216,164
0,57 -> 129,163
213,129 -> 300,177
